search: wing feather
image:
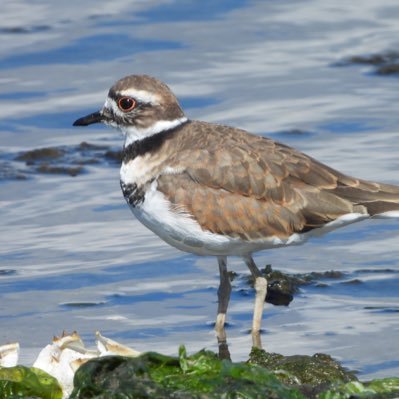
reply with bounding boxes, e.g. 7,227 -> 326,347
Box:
153,121 -> 399,238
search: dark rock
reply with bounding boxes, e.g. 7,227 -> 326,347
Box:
0,161 -> 27,180
341,278 -> 363,285
249,347 -> 357,399
35,164 -> 84,176
234,265 -> 349,306
8,141 -> 123,179
262,265 -> 303,306
377,64 -> 399,75
104,150 -> 123,162
0,25 -> 51,34
78,141 -> 108,150
335,51 -> 399,75
0,269 -> 16,276
15,147 -> 65,162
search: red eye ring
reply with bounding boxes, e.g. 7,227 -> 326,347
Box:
118,96 -> 136,112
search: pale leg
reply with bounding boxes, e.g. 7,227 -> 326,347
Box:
215,256 -> 231,345
244,255 -> 267,348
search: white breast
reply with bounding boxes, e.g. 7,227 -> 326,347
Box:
120,154 -> 155,189
124,183 -> 396,257
126,180 -> 231,255
120,160 -> 399,256
125,180 -> 360,256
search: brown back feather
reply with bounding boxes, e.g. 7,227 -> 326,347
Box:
155,121 -> 399,239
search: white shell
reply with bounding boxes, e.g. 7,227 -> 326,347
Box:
0,331 -> 142,399
96,331 -> 141,357
0,342 -> 19,367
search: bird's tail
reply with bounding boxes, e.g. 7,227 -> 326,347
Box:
332,177 -> 399,217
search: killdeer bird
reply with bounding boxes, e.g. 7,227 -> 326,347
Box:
74,74 -> 399,348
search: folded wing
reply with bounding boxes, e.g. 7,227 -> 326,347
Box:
156,124 -> 399,240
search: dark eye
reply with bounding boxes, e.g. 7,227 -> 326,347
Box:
118,97 -> 136,112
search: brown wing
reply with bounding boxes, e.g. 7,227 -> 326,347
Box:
156,134 -> 356,239
158,172 -> 305,240
155,121 -> 399,240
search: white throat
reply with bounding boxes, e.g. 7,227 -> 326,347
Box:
123,117 -> 188,147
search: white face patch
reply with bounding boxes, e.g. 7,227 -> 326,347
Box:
101,96 -> 187,145
101,97 -> 121,128
119,88 -> 161,105
123,117 -> 188,146
103,97 -> 118,115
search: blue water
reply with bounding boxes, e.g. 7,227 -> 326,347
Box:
1,35 -> 182,69
137,0 -> 249,22
1,0 -> 399,379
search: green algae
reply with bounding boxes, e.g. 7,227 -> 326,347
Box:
249,348 -> 356,386
320,378 -> 399,399
1,347 -> 397,399
70,345 -> 305,399
0,365 -> 62,399
249,348 -> 357,398
70,346 -> 399,399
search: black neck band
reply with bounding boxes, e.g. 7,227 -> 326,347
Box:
122,120 -> 189,163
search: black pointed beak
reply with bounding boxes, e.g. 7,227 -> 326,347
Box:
73,111 -> 104,126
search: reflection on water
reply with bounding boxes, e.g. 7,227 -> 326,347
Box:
1,0 -> 399,379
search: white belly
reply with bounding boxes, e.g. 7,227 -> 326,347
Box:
128,182 -> 235,256
125,181 -> 380,257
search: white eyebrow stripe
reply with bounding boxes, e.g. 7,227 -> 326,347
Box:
104,97 -> 119,116
118,89 -> 160,105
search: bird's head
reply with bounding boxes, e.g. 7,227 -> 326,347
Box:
73,75 -> 187,144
